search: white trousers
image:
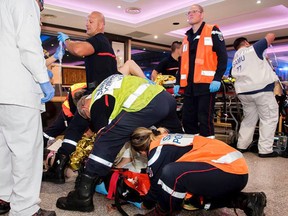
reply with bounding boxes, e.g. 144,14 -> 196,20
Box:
0,105 -> 43,216
237,92 -> 279,154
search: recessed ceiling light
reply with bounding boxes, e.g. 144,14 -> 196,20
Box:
154,35 -> 158,39
117,5 -> 122,9
256,0 -> 261,4
125,7 -> 141,14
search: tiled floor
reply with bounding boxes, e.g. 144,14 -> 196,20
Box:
4,152 -> 287,216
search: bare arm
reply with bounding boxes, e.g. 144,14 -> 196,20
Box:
151,70 -> 159,81
265,33 -> 275,46
118,60 -> 146,78
64,40 -> 95,57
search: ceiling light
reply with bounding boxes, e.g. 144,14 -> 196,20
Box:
256,0 -> 261,4
125,7 -> 141,14
154,35 -> 158,39
117,5 -> 122,9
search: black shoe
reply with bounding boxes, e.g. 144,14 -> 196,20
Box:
243,192 -> 267,216
32,208 -> 56,216
258,151 -> 278,158
237,148 -> 248,153
0,200 -> 10,215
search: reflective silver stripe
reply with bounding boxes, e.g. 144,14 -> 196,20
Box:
89,154 -> 113,167
63,139 -> 77,146
211,30 -> 222,35
148,146 -> 163,166
211,151 -> 243,164
201,70 -> 215,76
193,35 -> 200,40
123,83 -> 149,108
43,132 -> 54,140
158,179 -> 186,199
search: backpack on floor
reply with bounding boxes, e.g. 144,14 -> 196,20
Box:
106,168 -> 150,216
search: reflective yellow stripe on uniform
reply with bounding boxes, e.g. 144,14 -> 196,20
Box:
123,83 -> 150,108
158,179 -> 186,199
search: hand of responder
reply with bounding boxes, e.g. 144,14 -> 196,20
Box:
47,70 -> 53,79
128,201 -> 143,209
145,77 -> 155,85
53,45 -> 65,60
173,85 -> 181,96
209,81 -> 221,93
57,32 -> 69,43
40,81 -> 55,103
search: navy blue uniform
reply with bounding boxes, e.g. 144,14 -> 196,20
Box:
182,22 -> 227,136
154,55 -> 180,77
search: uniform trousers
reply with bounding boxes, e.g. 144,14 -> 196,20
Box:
0,105 -> 43,216
182,93 -> 216,137
157,162 -> 248,212
86,91 -> 183,177
237,91 -> 278,154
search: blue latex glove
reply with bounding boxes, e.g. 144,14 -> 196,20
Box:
128,201 -> 142,209
173,85 -> 180,96
57,32 -> 69,43
145,77 -> 155,85
209,81 -> 221,93
95,182 -> 108,195
40,81 -> 55,103
53,45 -> 65,60
47,70 -> 53,79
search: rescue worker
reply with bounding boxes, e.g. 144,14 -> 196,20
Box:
42,60 -> 149,184
55,74 -> 183,212
43,82 -> 86,147
151,41 -> 182,81
129,127 -> 267,216
231,34 -> 279,157
176,4 -> 227,137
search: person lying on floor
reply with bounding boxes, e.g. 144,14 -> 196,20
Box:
128,127 -> 267,216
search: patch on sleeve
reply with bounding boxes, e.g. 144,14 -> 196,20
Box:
218,32 -> 224,41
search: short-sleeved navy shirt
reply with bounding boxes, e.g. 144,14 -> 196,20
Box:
154,55 -> 180,77
85,33 -> 118,88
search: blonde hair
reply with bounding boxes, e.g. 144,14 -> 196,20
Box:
129,127 -> 168,152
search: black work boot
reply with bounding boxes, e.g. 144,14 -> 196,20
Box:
227,192 -> 267,216
32,208 -> 56,216
42,153 -> 69,184
56,173 -> 98,212
0,199 -> 10,215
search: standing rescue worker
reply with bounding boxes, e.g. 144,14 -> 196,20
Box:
0,0 -> 55,215
176,4 -> 227,137
231,34 -> 279,157
129,128 -> 267,216
55,74 -> 183,212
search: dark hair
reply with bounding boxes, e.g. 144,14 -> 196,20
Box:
171,41 -> 182,52
233,37 -> 248,50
